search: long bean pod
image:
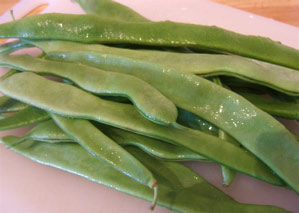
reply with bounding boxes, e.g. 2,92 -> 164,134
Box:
21,119 -> 207,161
38,52 -> 299,191
51,113 -> 157,190
26,40 -> 299,95
0,72 -> 284,186
0,54 -> 177,126
0,136 -> 288,213
0,13 -> 298,69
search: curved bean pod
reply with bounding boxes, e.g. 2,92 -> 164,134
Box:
39,52 -> 299,191
0,72 -> 284,186
0,54 -> 178,126
41,52 -> 299,191
0,105 -> 49,131
1,136 -> 288,212
27,40 -> 299,95
0,14 -> 298,69
51,113 -> 157,188
23,119 -> 207,161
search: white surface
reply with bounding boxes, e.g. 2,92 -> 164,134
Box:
0,0 -> 298,213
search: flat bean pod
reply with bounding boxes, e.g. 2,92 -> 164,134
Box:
0,105 -> 49,131
22,119 -> 207,161
0,72 -> 284,186
40,52 -> 299,191
0,54 -> 177,126
51,113 -> 157,189
1,136 -> 288,213
0,13 -> 298,69
26,40 -> 299,95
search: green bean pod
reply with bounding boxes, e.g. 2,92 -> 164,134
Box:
0,72 -> 284,187
0,13 -> 298,68
0,105 -> 49,131
0,96 -> 28,113
1,136 -> 288,212
40,50 -> 299,191
75,0 -> 149,22
26,40 -> 299,95
21,119 -> 207,161
0,54 -> 178,126
51,113 -> 157,189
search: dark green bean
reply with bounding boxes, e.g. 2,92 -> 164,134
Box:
0,72 -> 284,186
0,13 -> 298,69
0,54 -> 178,126
0,136 -> 288,212
0,105 -> 49,131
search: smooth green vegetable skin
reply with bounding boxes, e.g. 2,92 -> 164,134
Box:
51,114 -> 156,187
28,40 -> 299,95
75,0 -> 149,22
0,136 -> 289,213
44,51 -> 299,192
0,14 -> 298,69
0,106 -> 49,130
239,92 -> 299,119
0,55 -> 177,126
0,96 -> 28,113
219,130 -> 238,186
0,72 -> 284,186
25,119 -> 207,161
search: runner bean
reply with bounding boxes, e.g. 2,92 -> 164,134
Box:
0,13 -> 298,69
0,72 -> 284,186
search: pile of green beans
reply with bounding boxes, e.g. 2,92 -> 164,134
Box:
0,0 -> 298,212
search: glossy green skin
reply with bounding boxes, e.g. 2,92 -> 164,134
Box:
29,40 -> 299,95
0,105 -> 49,131
75,0 -> 149,22
0,72 -> 284,186
0,55 -> 177,126
23,119 -> 207,161
0,96 -> 28,113
51,113 -> 156,187
43,52 -> 299,192
177,108 -> 219,136
239,92 -> 299,119
0,14 -> 298,69
1,136 -> 288,213
0,40 -> 31,56
219,130 -> 238,187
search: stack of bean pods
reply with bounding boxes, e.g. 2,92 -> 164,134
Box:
0,0 -> 298,212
